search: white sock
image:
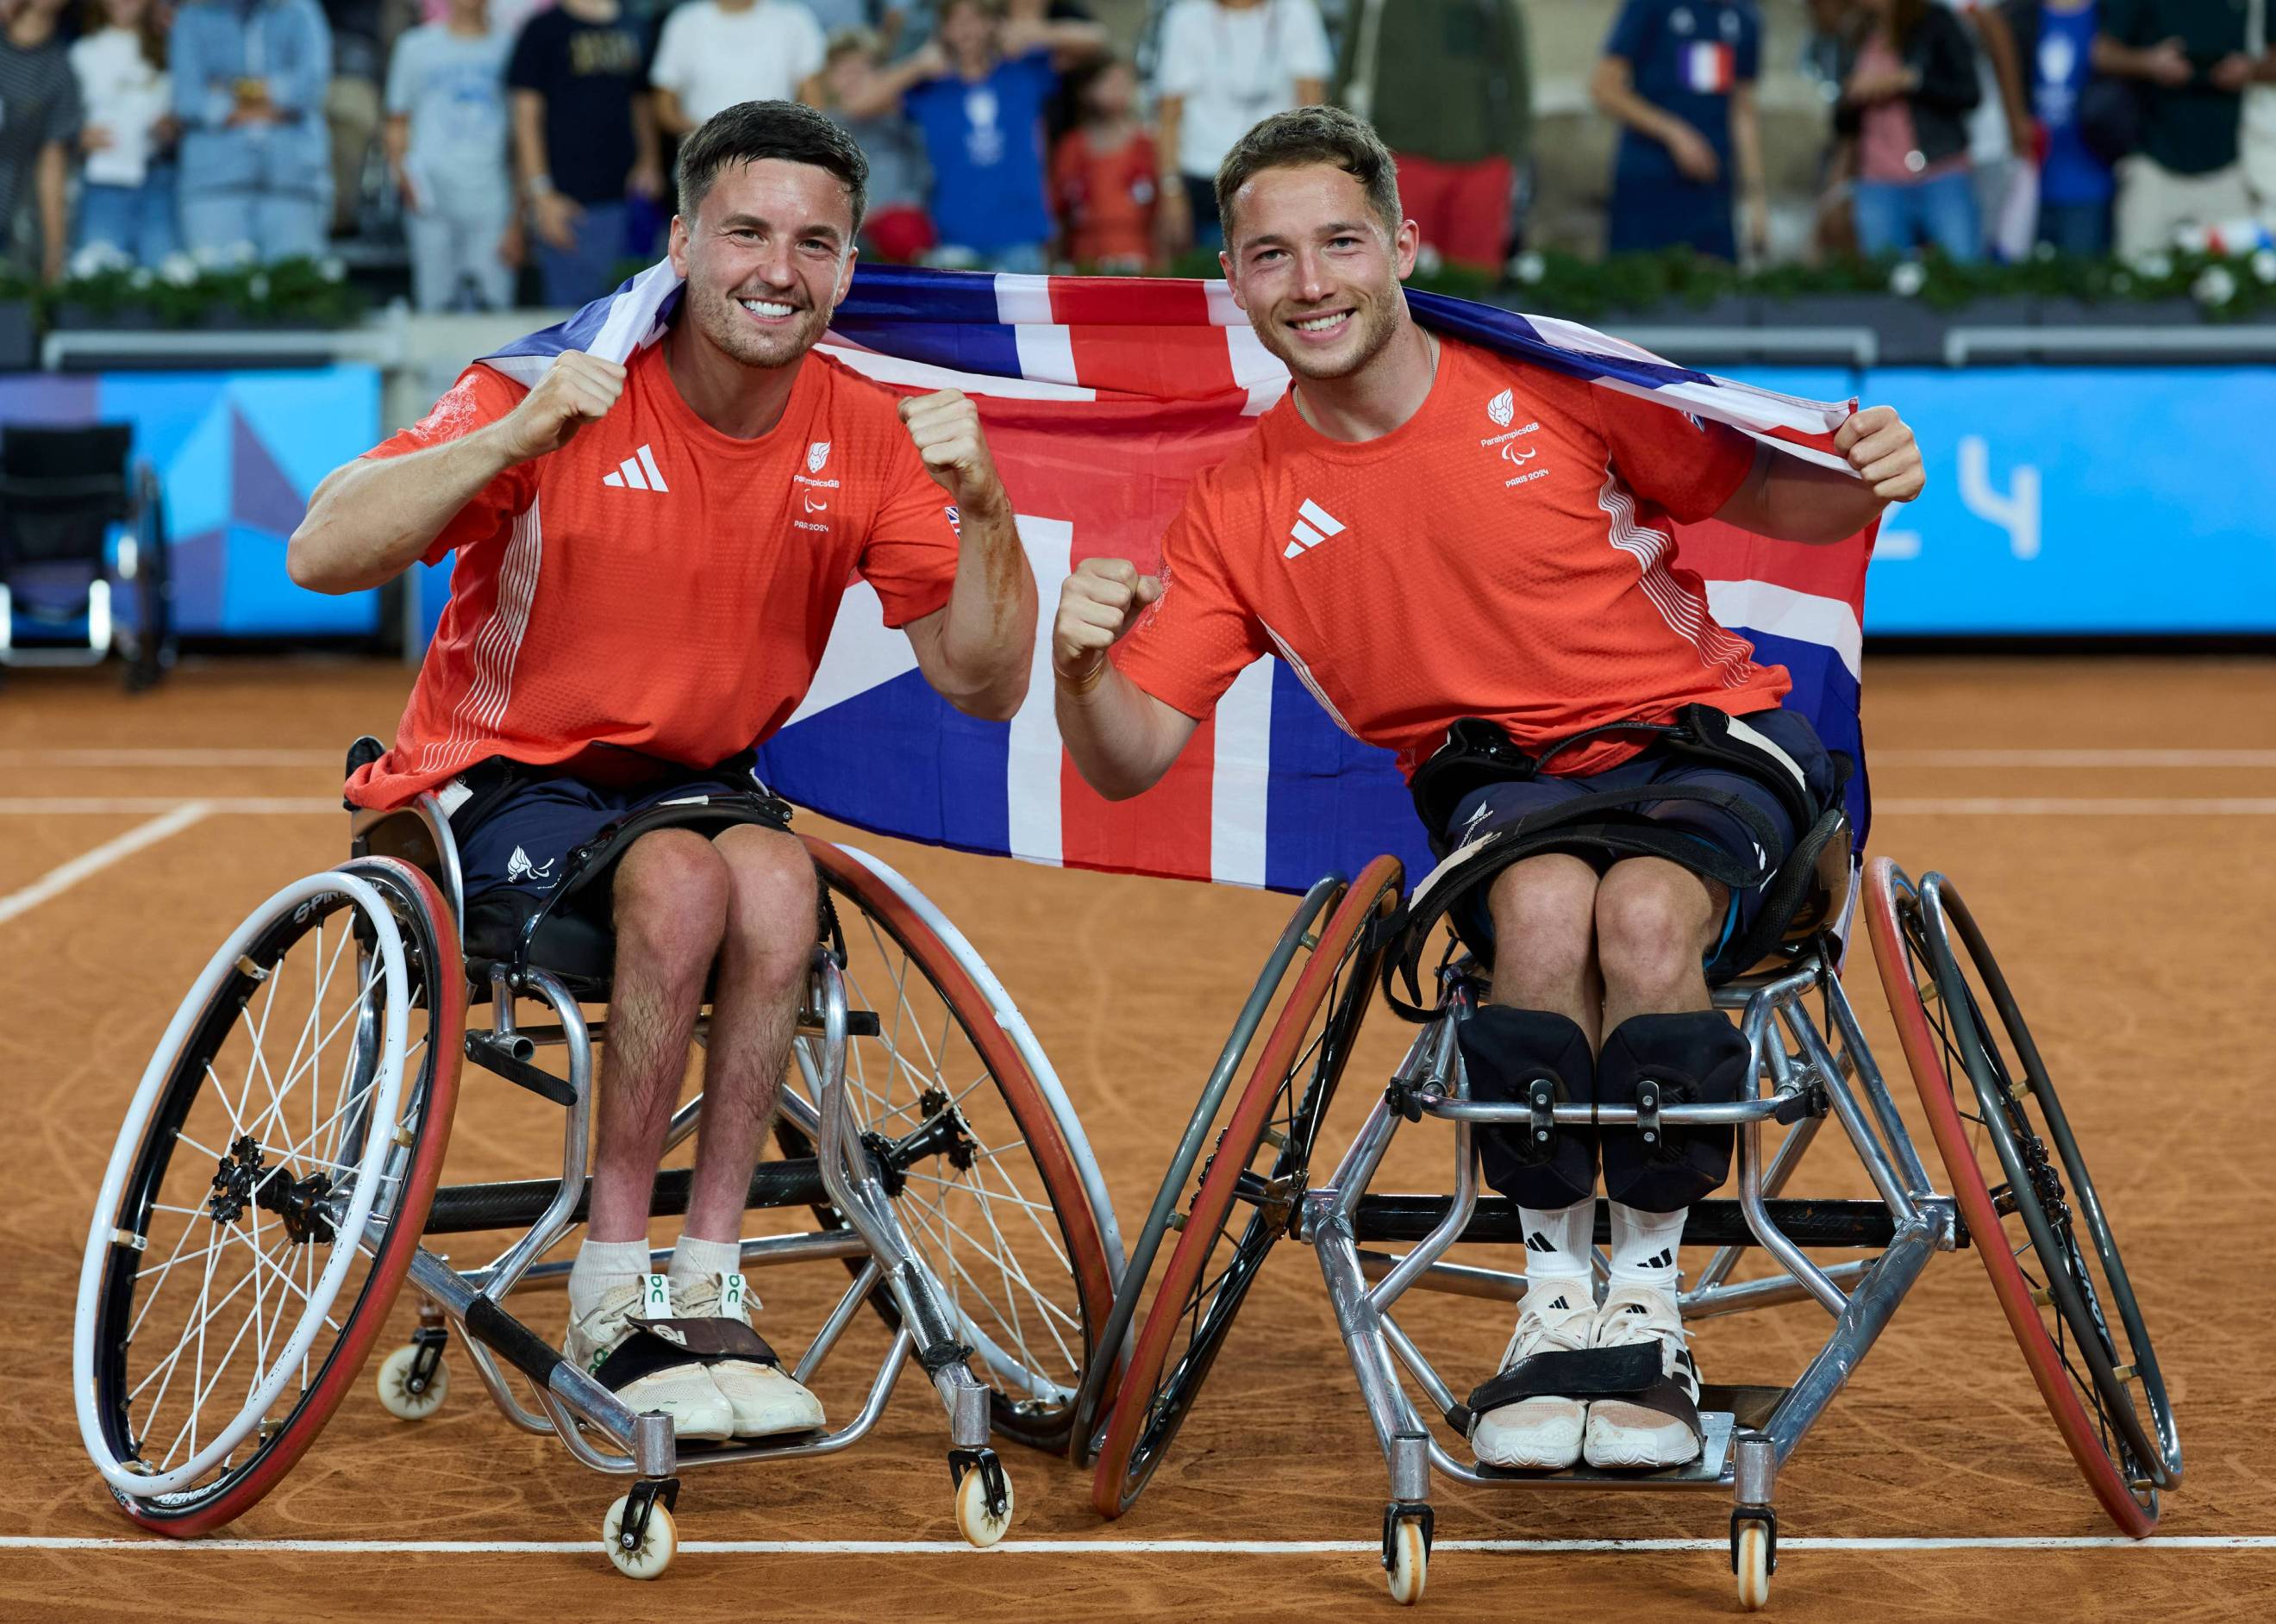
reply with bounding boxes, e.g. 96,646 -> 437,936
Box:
568,1237 -> 653,1322
1517,1196 -> 1596,1297
1608,1202 -> 1686,1294
669,1234 -> 744,1304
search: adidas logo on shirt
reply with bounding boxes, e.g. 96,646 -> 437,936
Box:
1283,498 -> 1346,559
602,444 -> 671,492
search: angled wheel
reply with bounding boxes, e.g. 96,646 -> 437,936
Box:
75,858 -> 465,1535
789,840 -> 1119,1456
1865,858 -> 2179,1536
1091,854 -> 1404,1518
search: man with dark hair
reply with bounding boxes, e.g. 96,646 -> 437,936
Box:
1053,105 -> 1923,1472
291,99 -> 1038,1442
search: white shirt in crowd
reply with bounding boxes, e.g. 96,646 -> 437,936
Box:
69,28 -> 171,188
1155,0 -> 1333,179
649,0 -> 828,126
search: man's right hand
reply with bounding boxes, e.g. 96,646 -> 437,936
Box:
1054,557 -> 1160,688
1663,122 -> 1720,184
2147,37 -> 2194,88
531,190 -> 582,250
495,351 -> 627,464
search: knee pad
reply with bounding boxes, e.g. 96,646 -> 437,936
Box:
1597,1012 -> 1751,1213
1456,1006 -> 1597,1210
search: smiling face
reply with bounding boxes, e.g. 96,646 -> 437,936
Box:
1222,163 -> 1417,384
669,158 -> 859,372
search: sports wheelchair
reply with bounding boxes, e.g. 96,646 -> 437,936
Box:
0,422 -> 172,690
73,748 -> 1123,1577
1077,819 -> 2182,1610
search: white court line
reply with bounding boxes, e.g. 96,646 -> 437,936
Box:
0,798 -> 339,815
0,748 -> 340,768
1878,749 -> 2276,768
0,1534 -> 2265,1556
0,803 -> 210,925
1879,798 -> 2276,815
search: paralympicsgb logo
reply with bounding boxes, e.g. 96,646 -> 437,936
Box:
1487,389 -> 1515,428
807,440 -> 831,474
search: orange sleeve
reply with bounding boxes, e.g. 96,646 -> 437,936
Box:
362,365 -> 536,565
1110,476 -> 1269,720
1591,386 -> 1759,525
859,426 -> 961,629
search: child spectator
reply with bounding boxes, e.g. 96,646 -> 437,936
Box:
1,0 -> 80,282
1049,55 -> 1154,269
172,0 -> 335,264
71,0 -> 179,267
1592,0 -> 1766,263
386,0 -> 516,309
820,26 -> 935,262
507,0 -> 661,305
648,0 -> 825,136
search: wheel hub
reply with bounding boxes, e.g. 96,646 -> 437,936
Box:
899,1088 -> 981,1172
206,1135 -> 265,1224
257,1165 -> 338,1246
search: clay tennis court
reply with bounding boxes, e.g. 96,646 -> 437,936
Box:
4,654 -> 2272,1621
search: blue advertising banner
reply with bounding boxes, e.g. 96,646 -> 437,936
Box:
0,366 -> 381,637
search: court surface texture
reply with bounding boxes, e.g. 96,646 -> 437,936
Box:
3,655 -> 2272,1622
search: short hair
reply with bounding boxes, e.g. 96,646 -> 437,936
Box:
1214,106 -> 1402,247
825,26 -> 881,67
939,0 -> 1005,22
676,100 -> 870,236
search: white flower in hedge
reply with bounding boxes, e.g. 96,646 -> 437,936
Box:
2254,248 -> 2276,284
2127,250 -> 2173,281
1887,259 -> 1926,297
318,256 -> 346,283
2192,265 -> 2237,307
159,253 -> 200,286
128,267 -> 153,290
248,272 -> 272,302
1512,250 -> 1546,284
66,242 -> 127,279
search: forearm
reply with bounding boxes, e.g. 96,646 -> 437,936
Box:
289,427 -> 516,592
840,57 -> 931,119
1730,91 -> 1764,194
36,147 -> 67,273
632,94 -> 661,170
1735,453 -> 1888,545
932,494 -> 1038,720
1157,98 -> 1185,176
1055,665 -> 1191,801
2092,37 -> 2163,80
512,93 -> 549,190
1591,62 -> 1691,147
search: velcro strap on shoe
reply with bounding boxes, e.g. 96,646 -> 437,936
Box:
1598,1373 -> 1706,1440
1466,1343 -> 1660,1413
591,1320 -> 783,1391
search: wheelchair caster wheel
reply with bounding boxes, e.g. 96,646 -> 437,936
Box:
603,1492 -> 678,1580
951,1451 -> 1014,1547
375,1343 -> 448,1421
1385,1519 -> 1428,1606
1733,1518 -> 1773,1612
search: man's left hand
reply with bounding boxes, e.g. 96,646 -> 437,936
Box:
899,390 -> 1007,514
1835,404 -> 1923,503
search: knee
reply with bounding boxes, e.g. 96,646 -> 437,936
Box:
714,826 -> 820,978
612,830 -> 730,970
1594,869 -> 1714,995
1487,857 -> 1598,984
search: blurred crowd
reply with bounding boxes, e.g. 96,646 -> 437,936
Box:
3,0 -> 2273,306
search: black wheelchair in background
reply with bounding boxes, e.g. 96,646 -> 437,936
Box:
0,422 -> 172,690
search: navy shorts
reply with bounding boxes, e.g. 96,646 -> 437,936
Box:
1441,707 -> 1839,958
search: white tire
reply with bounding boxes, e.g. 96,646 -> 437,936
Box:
1735,1521 -> 1772,1611
603,1494 -> 678,1580
953,1459 -> 1015,1548
374,1342 -> 448,1421
1386,1517 -> 1429,1607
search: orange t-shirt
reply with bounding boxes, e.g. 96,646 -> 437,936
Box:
346,340 -> 961,810
1050,127 -> 1159,268
1111,335 -> 1791,780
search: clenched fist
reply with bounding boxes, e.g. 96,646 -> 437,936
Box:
1835,404 -> 1924,504
898,389 -> 1007,515
1054,557 -> 1161,689
497,350 -> 625,464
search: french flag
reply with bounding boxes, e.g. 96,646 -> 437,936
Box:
1683,41 -> 1738,94
485,263 -> 1872,893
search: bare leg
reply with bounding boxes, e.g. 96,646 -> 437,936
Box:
584,830 -> 728,1245
1485,853 -> 1604,1042
682,824 -> 820,1245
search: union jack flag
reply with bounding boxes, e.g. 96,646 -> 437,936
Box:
486,263 -> 1873,893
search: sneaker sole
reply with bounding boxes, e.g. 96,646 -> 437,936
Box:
1583,1401 -> 1701,1471
1473,1399 -> 1588,1471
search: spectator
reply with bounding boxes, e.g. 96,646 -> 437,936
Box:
386,0 -> 515,309
1835,0 -> 1985,259
1,0 -> 78,283
71,0 -> 180,268
507,0 -> 661,306
324,0 -> 383,236
1153,0 -> 1331,257
1337,0 -> 1531,272
820,25 -> 935,261
1049,55 -> 1154,268
1591,0 -> 1767,262
649,0 -> 824,136
2096,0 -> 2266,255
1942,0 -> 2034,257
172,0 -> 335,264
840,0 -> 1105,273
2002,0 -> 2116,253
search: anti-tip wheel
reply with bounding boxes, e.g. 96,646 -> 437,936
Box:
374,1344 -> 448,1421
953,1459 -> 1015,1547
1386,1518 -> 1429,1607
1735,1522 -> 1771,1612
602,1495 -> 678,1580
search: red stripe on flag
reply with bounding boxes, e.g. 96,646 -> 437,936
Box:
1047,276 -> 1215,327
1674,516 -> 1873,609
1060,711 -> 1218,879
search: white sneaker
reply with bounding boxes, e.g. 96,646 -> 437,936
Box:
672,1272 -> 828,1439
1471,1278 -> 1597,1470
564,1281 -> 735,1442
1583,1284 -> 1704,1470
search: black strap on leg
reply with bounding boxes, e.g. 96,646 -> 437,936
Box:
1597,1011 -> 1751,1213
1457,1007 -> 1598,1209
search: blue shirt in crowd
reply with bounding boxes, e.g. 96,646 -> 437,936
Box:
904,48 -> 1056,252
171,0 -> 332,196
1603,0 -> 1760,186
2032,2 -> 2115,204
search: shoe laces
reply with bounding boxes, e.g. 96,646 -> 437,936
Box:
1498,1279 -> 1595,1370
567,1283 -> 646,1368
